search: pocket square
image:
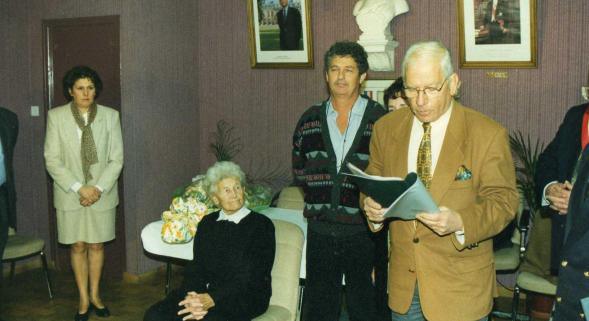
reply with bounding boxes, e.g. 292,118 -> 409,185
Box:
455,165 -> 472,181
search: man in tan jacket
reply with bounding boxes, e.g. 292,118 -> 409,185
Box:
363,41 -> 518,321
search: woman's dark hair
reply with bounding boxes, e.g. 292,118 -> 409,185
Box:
323,41 -> 369,75
383,76 -> 405,105
62,66 -> 103,101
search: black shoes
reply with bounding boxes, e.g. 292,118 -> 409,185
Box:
73,310 -> 89,321
74,303 -> 110,321
90,303 -> 111,318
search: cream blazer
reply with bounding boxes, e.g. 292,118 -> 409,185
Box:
364,102 -> 519,321
44,103 -> 123,211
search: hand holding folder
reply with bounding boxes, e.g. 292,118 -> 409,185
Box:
344,163 -> 439,220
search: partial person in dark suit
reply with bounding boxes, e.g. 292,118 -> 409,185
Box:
535,103 -> 589,275
277,0 -> 302,50
0,107 -> 18,271
551,145 -> 589,321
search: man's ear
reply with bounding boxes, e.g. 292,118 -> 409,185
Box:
448,73 -> 460,96
360,73 -> 367,83
211,195 -> 219,206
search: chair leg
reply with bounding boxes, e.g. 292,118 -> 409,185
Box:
512,284 -> 520,321
297,278 -> 305,321
40,251 -> 54,299
9,261 -> 15,280
165,261 -> 172,295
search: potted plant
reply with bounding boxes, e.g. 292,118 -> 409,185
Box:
509,130 -> 544,217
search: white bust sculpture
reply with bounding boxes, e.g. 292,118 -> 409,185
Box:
353,0 -> 409,71
353,0 -> 409,37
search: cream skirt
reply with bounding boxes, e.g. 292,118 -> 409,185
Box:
56,207 -> 116,244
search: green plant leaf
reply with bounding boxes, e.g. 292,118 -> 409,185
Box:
509,130 -> 545,215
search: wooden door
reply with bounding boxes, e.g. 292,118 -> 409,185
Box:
43,16 -> 125,279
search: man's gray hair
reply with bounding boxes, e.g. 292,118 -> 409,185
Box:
204,161 -> 246,195
401,41 -> 454,80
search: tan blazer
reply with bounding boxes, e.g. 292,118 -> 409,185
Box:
44,104 -> 123,211
365,102 -> 518,321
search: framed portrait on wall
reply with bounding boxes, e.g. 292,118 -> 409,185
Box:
458,0 -> 537,68
247,0 -> 313,68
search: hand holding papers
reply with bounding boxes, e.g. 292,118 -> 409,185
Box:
344,163 -> 439,220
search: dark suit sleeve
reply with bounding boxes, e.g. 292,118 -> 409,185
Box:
208,217 -> 275,318
0,108 -> 19,229
535,107 -> 582,205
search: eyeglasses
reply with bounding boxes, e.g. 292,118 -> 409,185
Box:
403,77 -> 450,98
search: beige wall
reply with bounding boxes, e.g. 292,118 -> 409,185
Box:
1,0 -> 588,274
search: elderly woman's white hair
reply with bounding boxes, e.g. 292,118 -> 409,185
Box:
401,41 -> 454,80
204,161 -> 247,195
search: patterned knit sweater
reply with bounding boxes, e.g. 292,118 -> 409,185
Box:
292,95 -> 386,235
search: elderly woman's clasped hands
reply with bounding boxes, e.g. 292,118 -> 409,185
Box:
78,185 -> 101,207
178,292 -> 215,320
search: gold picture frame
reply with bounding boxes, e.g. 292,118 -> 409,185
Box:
458,0 -> 537,68
247,0 -> 313,68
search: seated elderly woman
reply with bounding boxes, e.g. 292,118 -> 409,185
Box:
144,161 -> 276,321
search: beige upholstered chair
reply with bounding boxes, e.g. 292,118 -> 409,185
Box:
1,227 -> 54,299
253,219 -> 304,321
275,187 -> 304,211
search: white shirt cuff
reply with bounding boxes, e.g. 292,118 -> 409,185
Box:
70,182 -> 83,193
95,185 -> 104,193
541,181 -> 558,206
370,222 -> 383,230
455,230 -> 465,245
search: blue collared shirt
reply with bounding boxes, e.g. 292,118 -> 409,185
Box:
326,96 -> 368,172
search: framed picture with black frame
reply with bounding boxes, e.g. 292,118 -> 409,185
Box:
247,0 -> 313,68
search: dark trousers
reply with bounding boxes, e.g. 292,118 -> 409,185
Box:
373,226 -> 391,321
303,229 -> 378,321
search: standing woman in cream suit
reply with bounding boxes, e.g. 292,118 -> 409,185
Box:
44,66 -> 123,321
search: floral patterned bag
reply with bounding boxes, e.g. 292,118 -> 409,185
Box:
161,176 -> 217,244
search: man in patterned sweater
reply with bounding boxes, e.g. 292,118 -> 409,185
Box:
292,41 -> 386,321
